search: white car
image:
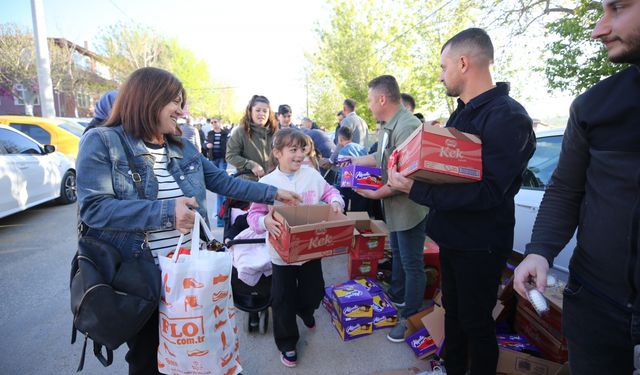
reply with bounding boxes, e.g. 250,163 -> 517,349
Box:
513,128 -> 576,275
0,125 -> 76,219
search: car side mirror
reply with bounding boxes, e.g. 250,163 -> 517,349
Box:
43,144 -> 56,154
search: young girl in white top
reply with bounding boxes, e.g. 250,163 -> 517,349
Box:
247,128 -> 344,368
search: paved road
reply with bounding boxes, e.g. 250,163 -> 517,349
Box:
0,193 -> 423,374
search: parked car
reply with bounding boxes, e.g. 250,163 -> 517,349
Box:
0,115 -> 83,160
60,117 -> 92,128
0,125 -> 76,219
513,128 -> 575,275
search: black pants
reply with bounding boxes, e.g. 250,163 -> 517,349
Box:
271,259 -> 325,352
125,310 -> 162,375
440,247 -> 507,375
340,187 -> 368,212
563,276 -> 639,374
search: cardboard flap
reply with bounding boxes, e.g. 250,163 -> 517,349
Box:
274,204 -> 354,233
347,212 -> 389,237
346,211 -> 370,221
420,305 -> 445,347
420,123 -> 482,143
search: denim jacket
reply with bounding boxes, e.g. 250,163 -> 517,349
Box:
77,125 -> 277,259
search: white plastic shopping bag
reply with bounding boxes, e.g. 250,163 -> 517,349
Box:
158,212 -> 241,375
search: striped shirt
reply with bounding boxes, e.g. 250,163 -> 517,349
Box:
145,143 -> 191,261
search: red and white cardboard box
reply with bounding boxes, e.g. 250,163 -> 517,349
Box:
269,205 -> 355,263
348,255 -> 379,279
395,124 -> 482,184
348,212 -> 388,260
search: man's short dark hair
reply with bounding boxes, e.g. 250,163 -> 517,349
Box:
368,75 -> 401,103
441,28 -> 494,64
401,93 -> 415,110
343,99 -> 356,111
278,104 -> 292,115
337,125 -> 353,141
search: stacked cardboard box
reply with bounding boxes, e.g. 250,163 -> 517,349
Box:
515,295 -> 568,363
323,279 -> 398,341
347,212 -> 389,279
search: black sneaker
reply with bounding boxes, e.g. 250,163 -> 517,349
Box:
281,350 -> 297,367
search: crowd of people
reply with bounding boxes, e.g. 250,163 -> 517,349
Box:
75,2 -> 640,373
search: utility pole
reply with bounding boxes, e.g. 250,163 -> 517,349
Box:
31,0 -> 56,117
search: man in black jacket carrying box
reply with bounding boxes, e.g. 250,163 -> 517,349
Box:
388,28 -> 535,375
513,1 -> 640,374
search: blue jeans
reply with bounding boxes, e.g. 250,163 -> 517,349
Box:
211,158 -> 227,223
388,216 -> 427,318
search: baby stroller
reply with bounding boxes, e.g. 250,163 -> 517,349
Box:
219,194 -> 272,334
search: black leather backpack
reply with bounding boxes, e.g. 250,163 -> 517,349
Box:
70,235 -> 160,371
70,130 -> 161,371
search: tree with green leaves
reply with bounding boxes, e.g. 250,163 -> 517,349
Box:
0,23 -> 39,115
545,0 -> 626,94
96,23 -> 236,118
307,0 -> 477,124
478,0 -> 625,95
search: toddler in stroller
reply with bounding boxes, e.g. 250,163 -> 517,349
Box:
221,197 -> 272,334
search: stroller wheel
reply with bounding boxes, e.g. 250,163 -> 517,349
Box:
248,311 -> 259,333
259,308 -> 269,334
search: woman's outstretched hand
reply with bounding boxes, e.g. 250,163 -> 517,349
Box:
275,189 -> 302,206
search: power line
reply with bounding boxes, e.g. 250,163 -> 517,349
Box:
374,0 -> 456,55
108,0 -> 135,22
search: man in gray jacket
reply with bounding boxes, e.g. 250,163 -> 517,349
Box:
340,98 -> 368,147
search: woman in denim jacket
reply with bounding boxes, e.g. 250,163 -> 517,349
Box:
76,67 -> 300,374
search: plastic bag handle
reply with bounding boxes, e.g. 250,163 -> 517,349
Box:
172,211 -> 213,262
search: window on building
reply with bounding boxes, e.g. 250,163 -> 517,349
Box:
76,92 -> 91,109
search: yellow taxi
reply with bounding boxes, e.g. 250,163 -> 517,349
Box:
0,115 -> 84,160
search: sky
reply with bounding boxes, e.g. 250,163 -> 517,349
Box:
1,0 -> 328,120
1,0 -> 574,124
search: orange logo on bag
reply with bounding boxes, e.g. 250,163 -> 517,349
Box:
212,290 -> 229,302
224,365 -> 238,375
183,277 -> 204,289
187,349 -> 209,357
163,273 -> 171,294
221,331 -> 228,350
220,352 -> 233,367
160,313 -> 206,345
213,274 -> 229,285
213,305 -> 224,318
184,295 -> 202,311
163,342 -> 176,357
214,319 -> 228,330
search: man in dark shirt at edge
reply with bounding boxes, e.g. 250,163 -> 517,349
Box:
388,28 -> 535,375
513,1 -> 640,374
